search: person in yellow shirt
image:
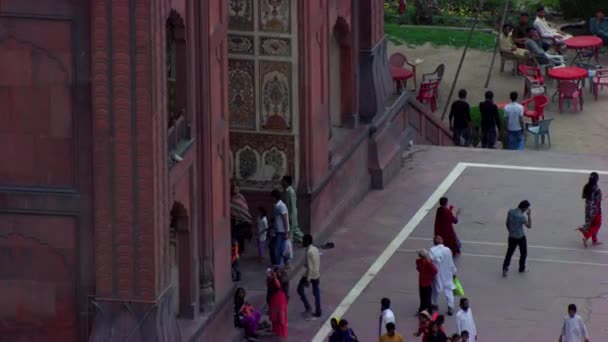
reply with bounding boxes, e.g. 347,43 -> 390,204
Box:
379,322 -> 405,342
499,24 -> 530,62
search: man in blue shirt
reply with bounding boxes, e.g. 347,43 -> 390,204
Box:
590,9 -> 608,45
502,200 -> 532,277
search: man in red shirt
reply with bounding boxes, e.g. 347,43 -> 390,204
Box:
416,249 -> 438,314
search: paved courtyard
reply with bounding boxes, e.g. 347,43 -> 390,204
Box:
241,147 -> 608,341
387,42 -> 608,155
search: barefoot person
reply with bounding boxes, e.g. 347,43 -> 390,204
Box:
578,172 -> 602,247
502,200 -> 532,277
434,197 -> 461,256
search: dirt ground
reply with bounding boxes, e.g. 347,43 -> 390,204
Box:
388,41 -> 608,155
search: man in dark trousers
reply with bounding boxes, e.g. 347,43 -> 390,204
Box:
449,89 -> 472,147
297,233 -> 321,319
479,90 -> 501,149
502,200 -> 532,277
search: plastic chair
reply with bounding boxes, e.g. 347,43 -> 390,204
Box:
525,118 -> 553,149
416,81 -> 440,112
531,54 -> 566,87
422,64 -> 445,83
389,52 -> 417,89
558,81 -> 583,112
500,51 -> 521,75
422,64 -> 445,96
519,65 -> 544,98
592,69 -> 608,100
521,95 -> 548,124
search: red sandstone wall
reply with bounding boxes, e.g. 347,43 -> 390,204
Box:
0,1 -> 93,341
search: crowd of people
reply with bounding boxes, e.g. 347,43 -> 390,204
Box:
230,175 -> 322,341
229,169 -> 601,340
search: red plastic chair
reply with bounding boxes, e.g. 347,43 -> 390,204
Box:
389,52 -> 417,89
558,81 -> 583,112
592,69 -> 608,100
521,95 -> 548,124
519,65 -> 545,98
416,81 -> 440,112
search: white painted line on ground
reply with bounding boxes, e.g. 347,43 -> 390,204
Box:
310,163 -> 467,342
397,249 -> 608,267
406,237 -> 608,255
461,162 -> 608,175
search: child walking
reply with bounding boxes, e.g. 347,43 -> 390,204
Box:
257,207 -> 269,262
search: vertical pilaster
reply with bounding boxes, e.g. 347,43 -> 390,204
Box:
197,0 -> 231,310
90,0 -> 176,339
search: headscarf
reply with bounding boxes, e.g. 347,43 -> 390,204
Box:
230,182 -> 253,223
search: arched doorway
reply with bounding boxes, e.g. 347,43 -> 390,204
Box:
329,16 -> 355,140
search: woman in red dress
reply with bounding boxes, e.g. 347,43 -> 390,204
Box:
579,172 -> 602,247
267,268 -> 288,340
434,197 -> 461,256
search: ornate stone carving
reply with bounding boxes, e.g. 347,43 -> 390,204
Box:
235,146 -> 259,180
228,34 -> 254,55
259,37 -> 291,57
259,61 -> 291,131
228,0 -> 254,31
260,147 -> 287,181
229,132 -> 295,189
259,0 -> 291,33
228,59 -> 256,130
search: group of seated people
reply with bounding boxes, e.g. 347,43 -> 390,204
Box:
499,6 -> 608,70
499,7 -> 572,68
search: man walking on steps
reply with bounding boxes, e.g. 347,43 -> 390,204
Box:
502,200 -> 532,277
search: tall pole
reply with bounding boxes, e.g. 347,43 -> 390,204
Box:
484,0 -> 510,88
440,11 -> 480,121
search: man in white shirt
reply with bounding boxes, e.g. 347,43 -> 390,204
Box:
503,91 -> 525,150
379,297 -> 396,336
430,236 -> 457,315
271,189 -> 289,267
534,7 -> 572,45
456,298 -> 477,341
559,304 -> 589,342
297,234 -> 322,319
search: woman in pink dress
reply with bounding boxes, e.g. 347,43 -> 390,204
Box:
267,268 -> 288,340
579,172 -> 602,247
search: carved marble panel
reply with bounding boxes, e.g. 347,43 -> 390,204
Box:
228,34 -> 254,55
229,132 -> 294,188
235,146 -> 259,180
228,0 -> 254,31
259,37 -> 291,57
259,0 -> 291,33
259,61 -> 291,131
228,59 -> 256,130
260,147 -> 287,181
